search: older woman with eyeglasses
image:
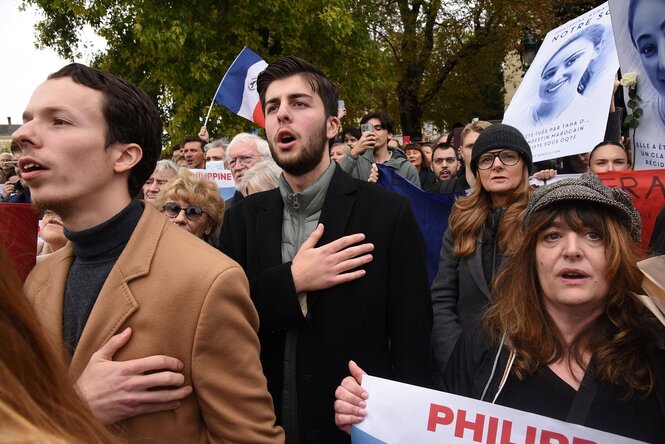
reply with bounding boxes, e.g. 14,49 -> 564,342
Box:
155,169 -> 224,242
430,124 -> 533,378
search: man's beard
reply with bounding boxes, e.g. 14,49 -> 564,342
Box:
439,168 -> 451,180
270,122 -> 328,176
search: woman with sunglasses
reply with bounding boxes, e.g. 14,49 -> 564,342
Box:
155,169 -> 224,242
431,124 -> 533,378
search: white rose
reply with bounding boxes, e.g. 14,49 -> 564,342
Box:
620,72 -> 638,87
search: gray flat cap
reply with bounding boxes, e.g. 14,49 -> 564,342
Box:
524,172 -> 641,242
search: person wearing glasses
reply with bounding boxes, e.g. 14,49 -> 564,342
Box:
430,124 -> 533,376
428,121 -> 492,195
155,168 -> 224,242
423,142 -> 459,192
225,133 -> 272,208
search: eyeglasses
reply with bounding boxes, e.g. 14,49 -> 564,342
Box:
477,150 -> 521,170
433,157 -> 458,165
227,154 -> 256,169
162,202 -> 207,221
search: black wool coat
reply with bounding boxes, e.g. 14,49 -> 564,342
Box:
219,165 -> 433,444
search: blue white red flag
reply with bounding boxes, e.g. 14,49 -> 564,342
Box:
213,47 -> 268,127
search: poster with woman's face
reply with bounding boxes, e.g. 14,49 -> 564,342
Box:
503,3 -> 618,163
609,0 -> 665,170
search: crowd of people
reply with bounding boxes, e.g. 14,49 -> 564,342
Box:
1,52 -> 664,444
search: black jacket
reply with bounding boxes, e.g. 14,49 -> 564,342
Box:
219,165 -> 433,443
431,209 -> 505,379
443,327 -> 665,443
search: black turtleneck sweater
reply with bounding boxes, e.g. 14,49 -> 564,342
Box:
63,199 -> 143,355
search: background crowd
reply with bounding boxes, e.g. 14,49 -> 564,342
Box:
1,52 -> 664,444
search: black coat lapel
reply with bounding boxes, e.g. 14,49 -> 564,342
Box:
318,166 -> 356,245
256,190 -> 284,269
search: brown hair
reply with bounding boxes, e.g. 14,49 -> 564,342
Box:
404,143 -> 431,171
485,203 -> 654,395
0,247 -> 119,442
448,166 -> 531,257
257,56 -> 339,120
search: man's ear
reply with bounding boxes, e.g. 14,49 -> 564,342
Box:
113,143 -> 143,174
388,132 -> 393,141
326,116 -> 341,140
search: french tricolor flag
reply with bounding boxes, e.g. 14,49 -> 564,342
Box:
213,47 -> 268,127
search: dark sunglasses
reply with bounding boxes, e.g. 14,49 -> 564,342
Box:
162,202 -> 206,221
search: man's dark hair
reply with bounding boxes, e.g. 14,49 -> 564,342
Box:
434,142 -> 454,154
343,127 -> 361,140
180,136 -> 206,152
360,111 -> 394,134
48,63 -> 162,197
257,56 -> 339,120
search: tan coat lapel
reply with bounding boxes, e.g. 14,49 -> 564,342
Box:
28,245 -> 74,359
68,204 -> 165,379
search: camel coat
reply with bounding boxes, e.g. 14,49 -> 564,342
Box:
24,203 -> 284,443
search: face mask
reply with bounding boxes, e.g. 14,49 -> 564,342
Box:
206,160 -> 225,170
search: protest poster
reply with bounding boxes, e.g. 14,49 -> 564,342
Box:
595,169 -> 665,250
503,3 -> 619,162
190,168 -> 237,201
608,0 -> 665,170
352,375 -> 645,444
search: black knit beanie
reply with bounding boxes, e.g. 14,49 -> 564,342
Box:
470,124 -> 533,176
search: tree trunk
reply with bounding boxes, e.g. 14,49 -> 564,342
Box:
398,81 -> 422,138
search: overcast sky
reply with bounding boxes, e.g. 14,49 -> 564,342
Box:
0,0 -> 103,125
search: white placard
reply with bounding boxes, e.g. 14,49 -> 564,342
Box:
190,168 -> 237,200
608,0 -> 665,170
351,375 -> 644,444
503,3 -> 619,162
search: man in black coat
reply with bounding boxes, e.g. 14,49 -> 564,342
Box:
219,56 -> 432,443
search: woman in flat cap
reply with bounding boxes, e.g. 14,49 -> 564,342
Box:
336,173 -> 665,443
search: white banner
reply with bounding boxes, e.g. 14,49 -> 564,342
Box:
351,375 -> 644,444
190,168 -> 237,200
503,3 -> 619,162
608,0 -> 665,170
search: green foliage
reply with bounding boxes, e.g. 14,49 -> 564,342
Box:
23,0 -> 568,142
351,0 -> 562,135
23,0 -> 383,145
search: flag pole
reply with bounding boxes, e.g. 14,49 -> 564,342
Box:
203,97 -> 216,129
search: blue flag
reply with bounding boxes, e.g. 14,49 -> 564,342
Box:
376,165 -> 459,285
